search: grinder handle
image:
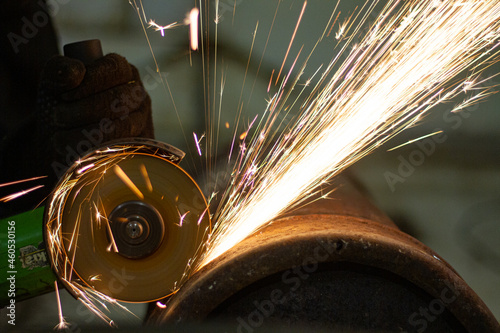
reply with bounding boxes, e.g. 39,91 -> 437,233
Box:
63,39 -> 103,64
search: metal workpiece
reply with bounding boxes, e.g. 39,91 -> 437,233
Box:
148,176 -> 499,332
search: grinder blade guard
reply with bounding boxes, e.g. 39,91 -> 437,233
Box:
43,139 -> 210,303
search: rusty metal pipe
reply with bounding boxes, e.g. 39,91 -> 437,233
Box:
148,175 -> 499,332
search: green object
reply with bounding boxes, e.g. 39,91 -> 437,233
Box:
0,207 -> 57,306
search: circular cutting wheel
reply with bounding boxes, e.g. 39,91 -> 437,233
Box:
44,141 -> 210,302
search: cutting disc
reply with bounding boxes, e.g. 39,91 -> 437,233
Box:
44,141 -> 210,302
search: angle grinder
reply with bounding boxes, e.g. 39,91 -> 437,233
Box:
0,41 -> 210,306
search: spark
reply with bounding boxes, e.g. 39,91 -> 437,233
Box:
0,185 -> 44,202
327,11 -> 342,38
335,18 -> 348,40
387,130 -> 444,152
177,210 -> 190,227
156,302 -> 167,309
452,74 -> 500,112
185,8 -> 200,50
193,132 -> 205,156
77,163 -> 95,174
197,207 -> 210,226
199,1 -> 500,268
104,216 -> 119,253
275,1 -> 307,85
54,281 -> 69,330
40,0 -> 500,327
239,131 -> 248,140
131,0 -> 201,173
0,175 -> 46,188
113,165 -> 144,200
148,20 -> 180,36
267,69 -> 274,92
95,208 -> 102,225
44,145 -> 166,326
140,164 -> 153,192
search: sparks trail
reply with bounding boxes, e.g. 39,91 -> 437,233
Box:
198,1 -> 500,268
44,145 -> 181,326
54,281 -> 69,330
0,185 -> 44,203
0,176 -> 47,202
148,20 -> 181,36
129,0 -> 200,174
275,1 -> 307,85
193,132 -> 205,156
387,130 -> 444,152
140,164 -> 153,192
45,146 -> 139,326
187,8 -> 200,51
113,165 -> 144,200
44,141 -> 211,326
0,175 -> 47,188
55,0 -> 500,326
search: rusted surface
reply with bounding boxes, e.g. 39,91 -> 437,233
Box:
148,176 -> 499,331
